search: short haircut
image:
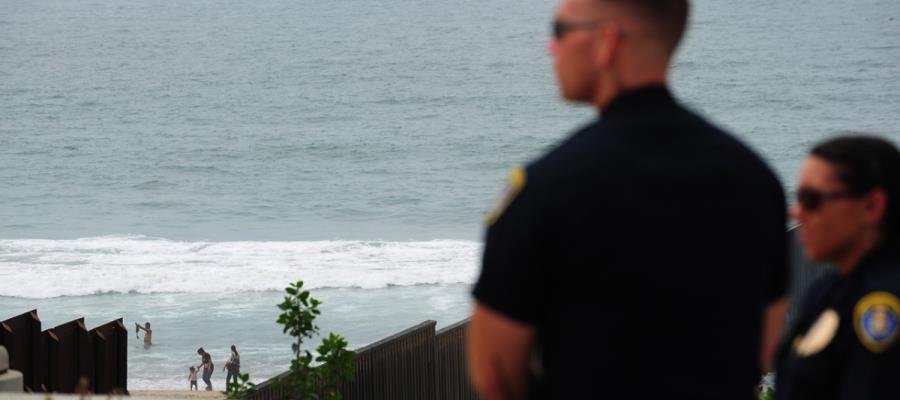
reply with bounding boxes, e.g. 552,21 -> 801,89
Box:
596,0 -> 689,55
812,135 -> 900,240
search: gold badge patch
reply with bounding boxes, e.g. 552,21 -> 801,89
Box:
854,291 -> 900,353
485,167 -> 527,226
793,309 -> 840,357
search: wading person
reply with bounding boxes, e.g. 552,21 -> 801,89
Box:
224,345 -> 240,391
135,322 -> 152,348
197,347 -> 214,391
468,0 -> 789,399
776,136 -> 900,400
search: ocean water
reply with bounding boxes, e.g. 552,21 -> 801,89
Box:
2,0 -> 899,389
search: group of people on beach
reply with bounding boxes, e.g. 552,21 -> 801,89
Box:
133,322 -> 241,392
468,0 -> 900,399
189,346 -> 241,391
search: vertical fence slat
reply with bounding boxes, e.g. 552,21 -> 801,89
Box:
0,310 -> 41,392
88,318 -> 127,394
435,319 -> 477,400
45,318 -> 88,393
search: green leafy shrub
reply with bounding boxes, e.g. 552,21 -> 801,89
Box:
226,372 -> 257,400
276,280 -> 356,399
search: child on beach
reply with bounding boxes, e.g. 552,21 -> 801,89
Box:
188,366 -> 198,391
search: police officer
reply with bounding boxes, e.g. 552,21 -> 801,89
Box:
468,0 -> 789,399
776,136 -> 900,400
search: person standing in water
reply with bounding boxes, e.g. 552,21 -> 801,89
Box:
197,347 -> 214,391
135,322 -> 152,348
224,345 -> 241,391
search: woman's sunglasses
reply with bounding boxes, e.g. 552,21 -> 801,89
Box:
796,188 -> 858,211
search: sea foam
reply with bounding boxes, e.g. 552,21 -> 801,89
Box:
0,235 -> 481,299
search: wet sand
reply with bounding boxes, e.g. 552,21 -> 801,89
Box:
0,392 -> 225,400
129,390 -> 226,400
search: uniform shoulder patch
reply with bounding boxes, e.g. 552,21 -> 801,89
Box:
853,291 -> 900,353
793,309 -> 840,357
485,167 -> 527,226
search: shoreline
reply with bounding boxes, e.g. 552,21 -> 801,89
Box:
129,390 -> 226,400
0,392 -> 226,400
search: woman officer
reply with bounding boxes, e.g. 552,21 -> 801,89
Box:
776,136 -> 900,399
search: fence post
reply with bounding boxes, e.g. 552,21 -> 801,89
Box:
43,330 -> 59,392
0,310 -> 42,392
44,318 -> 91,393
337,320 -> 436,400
89,319 -> 127,394
434,319 -> 477,400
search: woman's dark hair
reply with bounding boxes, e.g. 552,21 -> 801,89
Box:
231,345 -> 238,354
811,135 -> 900,239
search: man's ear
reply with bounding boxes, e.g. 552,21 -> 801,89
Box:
864,188 -> 888,226
595,22 -> 621,68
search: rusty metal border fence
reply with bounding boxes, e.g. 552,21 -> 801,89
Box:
0,310 -> 42,391
90,319 -> 128,394
340,320 -> 436,399
0,311 -> 126,394
44,318 -> 93,393
250,370 -> 290,400
434,318 -> 478,400
251,319 -> 478,400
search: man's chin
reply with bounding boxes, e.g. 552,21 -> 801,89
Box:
559,89 -> 590,104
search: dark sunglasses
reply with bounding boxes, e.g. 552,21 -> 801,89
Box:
552,19 -> 603,40
795,188 -> 858,212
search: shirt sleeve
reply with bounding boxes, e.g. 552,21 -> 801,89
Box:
472,168 -> 547,324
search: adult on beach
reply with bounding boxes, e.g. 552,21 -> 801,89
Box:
197,347 -> 214,391
224,345 -> 240,390
135,322 -> 152,348
469,0 -> 789,399
775,136 -> 900,400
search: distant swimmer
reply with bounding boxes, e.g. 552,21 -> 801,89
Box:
135,322 -> 152,348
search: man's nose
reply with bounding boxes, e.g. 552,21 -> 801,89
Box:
548,39 -> 559,57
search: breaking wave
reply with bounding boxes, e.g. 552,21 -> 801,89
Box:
0,235 -> 481,299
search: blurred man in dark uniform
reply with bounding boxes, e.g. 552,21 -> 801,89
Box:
468,1 -> 789,399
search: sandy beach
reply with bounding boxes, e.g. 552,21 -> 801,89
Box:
129,391 -> 226,400
0,392 -> 225,400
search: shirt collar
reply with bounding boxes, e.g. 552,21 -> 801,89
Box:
844,238 -> 900,279
601,85 -> 676,116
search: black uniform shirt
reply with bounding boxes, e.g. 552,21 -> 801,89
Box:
776,242 -> 900,400
473,86 -> 788,399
